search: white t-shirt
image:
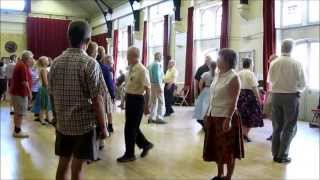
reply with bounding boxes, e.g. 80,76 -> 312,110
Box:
5,63 -> 16,79
238,69 -> 258,90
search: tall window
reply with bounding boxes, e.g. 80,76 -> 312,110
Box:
0,0 -> 25,11
116,15 -> 133,76
194,3 -> 222,68
292,41 -> 319,90
148,1 -> 173,65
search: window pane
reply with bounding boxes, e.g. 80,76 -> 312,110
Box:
292,43 -> 308,73
0,0 -> 25,11
201,9 -> 215,38
309,42 -> 319,89
309,0 -> 319,23
216,7 -> 222,36
282,0 -> 303,26
275,0 -> 281,28
149,20 -> 163,47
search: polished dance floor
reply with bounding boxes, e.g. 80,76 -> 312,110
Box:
1,102 -> 319,180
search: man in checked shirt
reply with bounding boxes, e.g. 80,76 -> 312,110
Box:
48,20 -> 108,180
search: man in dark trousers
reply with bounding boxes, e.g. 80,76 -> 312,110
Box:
117,46 -> 154,163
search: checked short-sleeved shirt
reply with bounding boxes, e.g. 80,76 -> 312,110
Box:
48,48 -> 107,135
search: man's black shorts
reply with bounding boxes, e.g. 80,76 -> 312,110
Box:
55,129 -> 98,161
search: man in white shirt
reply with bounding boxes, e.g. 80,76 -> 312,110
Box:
268,39 -> 306,164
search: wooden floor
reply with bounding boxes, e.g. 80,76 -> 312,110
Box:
0,102 -> 319,180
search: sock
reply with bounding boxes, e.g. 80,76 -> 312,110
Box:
14,127 -> 21,133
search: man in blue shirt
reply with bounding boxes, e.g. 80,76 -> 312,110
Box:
148,52 -> 166,124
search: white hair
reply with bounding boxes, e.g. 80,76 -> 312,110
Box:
127,46 -> 140,59
21,50 -> 33,60
281,39 -> 295,54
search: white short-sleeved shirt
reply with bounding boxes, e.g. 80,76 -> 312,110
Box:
125,63 -> 151,95
238,69 -> 258,90
201,71 -> 214,87
208,70 -> 238,118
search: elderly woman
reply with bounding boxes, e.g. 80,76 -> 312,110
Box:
237,58 -> 263,142
87,41 -> 99,59
193,61 -> 217,128
101,55 -> 116,133
204,49 -> 244,180
32,56 -> 53,125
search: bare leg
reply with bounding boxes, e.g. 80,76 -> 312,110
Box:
107,113 -> 113,124
13,114 -> 23,129
56,156 -> 71,180
71,158 -> 85,180
226,155 -> 235,180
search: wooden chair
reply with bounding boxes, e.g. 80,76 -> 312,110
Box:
174,86 -> 190,106
310,97 -> 320,128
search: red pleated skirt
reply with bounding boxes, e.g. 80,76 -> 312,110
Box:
203,112 -> 245,163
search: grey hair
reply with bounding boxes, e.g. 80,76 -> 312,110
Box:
154,52 -> 162,61
21,50 -> 34,60
128,46 -> 140,59
168,60 -> 175,65
281,39 -> 295,54
218,48 -> 237,70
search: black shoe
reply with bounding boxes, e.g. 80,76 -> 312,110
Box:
197,120 -> 204,127
117,155 -> 136,163
108,124 -> 114,133
34,118 -> 40,122
243,135 -> 252,142
273,157 -> 292,164
267,135 -> 272,141
154,119 -> 167,124
148,119 -> 155,124
164,113 -> 171,117
35,114 -> 39,117
211,176 -> 224,180
10,111 -> 14,115
141,143 -> 154,158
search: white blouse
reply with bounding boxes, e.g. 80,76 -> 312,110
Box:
238,69 -> 258,90
207,69 -> 238,118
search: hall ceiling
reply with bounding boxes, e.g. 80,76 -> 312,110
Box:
72,0 -> 129,17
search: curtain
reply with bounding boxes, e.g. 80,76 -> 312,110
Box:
113,30 -> 119,76
263,0 -> 276,90
220,0 -> 229,49
163,15 -> 169,72
142,21 -> 148,66
128,25 -> 133,47
27,17 -> 70,59
91,33 -> 108,54
184,7 -> 194,103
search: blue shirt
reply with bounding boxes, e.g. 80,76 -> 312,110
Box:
99,62 -> 115,99
148,61 -> 163,85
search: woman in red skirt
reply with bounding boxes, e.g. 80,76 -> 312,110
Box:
203,49 -> 244,180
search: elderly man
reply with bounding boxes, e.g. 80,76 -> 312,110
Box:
10,50 -> 33,138
148,52 -> 166,124
49,20 -> 108,180
268,39 -> 306,164
194,55 -> 212,98
117,47 -> 154,163
164,60 -> 178,116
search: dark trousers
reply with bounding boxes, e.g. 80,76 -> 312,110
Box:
124,94 -> 151,157
164,83 -> 175,114
271,93 -> 299,159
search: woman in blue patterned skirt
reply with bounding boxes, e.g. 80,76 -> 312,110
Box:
237,58 -> 263,142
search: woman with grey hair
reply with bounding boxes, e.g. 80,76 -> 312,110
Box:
203,48 -> 244,180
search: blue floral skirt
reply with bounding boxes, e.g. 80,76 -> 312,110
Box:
237,89 -> 263,128
32,86 -> 52,113
193,87 -> 210,120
